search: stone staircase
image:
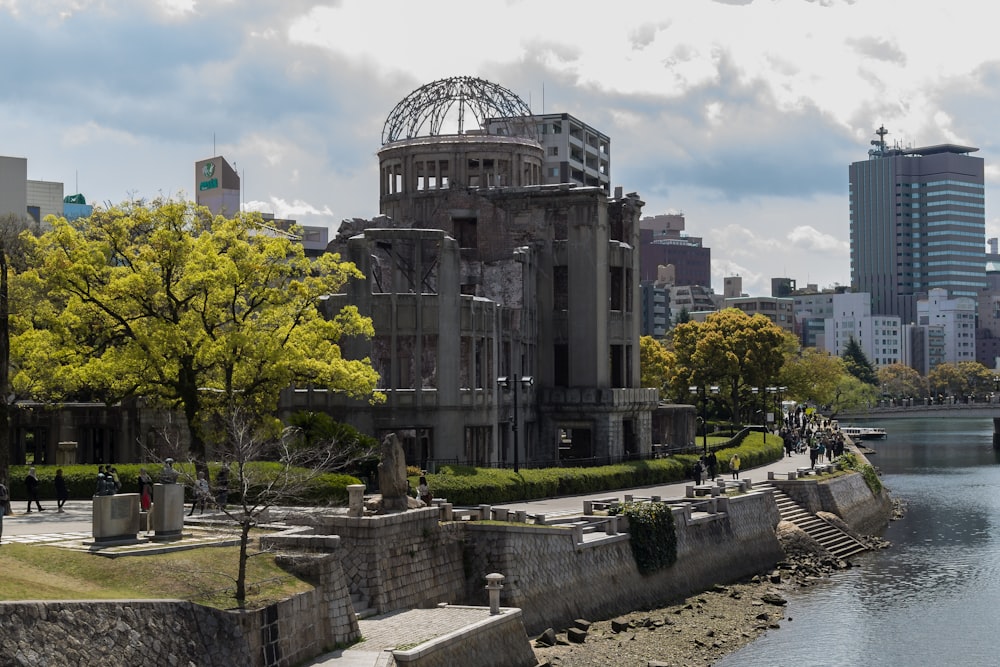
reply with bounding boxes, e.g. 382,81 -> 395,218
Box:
759,483 -> 869,559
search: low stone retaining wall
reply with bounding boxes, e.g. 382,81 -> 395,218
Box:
0,600 -> 252,667
0,545 -> 361,667
285,506 -> 466,615
771,470 -> 892,535
462,490 -> 784,635
392,607 -> 537,667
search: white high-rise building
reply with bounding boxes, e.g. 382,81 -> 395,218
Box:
915,288 -> 976,368
824,292 -> 902,367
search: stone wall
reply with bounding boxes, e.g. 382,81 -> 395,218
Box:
771,470 -> 893,535
0,601 -> 252,667
462,491 -> 785,635
291,507 -> 467,614
0,541 -> 361,667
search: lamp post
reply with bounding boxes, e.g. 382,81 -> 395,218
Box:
767,386 -> 787,428
689,385 -> 720,456
751,386 -> 766,442
497,375 -> 533,473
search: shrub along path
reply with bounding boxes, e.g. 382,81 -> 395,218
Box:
493,445 -> 818,516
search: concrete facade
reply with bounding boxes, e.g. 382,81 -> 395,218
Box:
309,80 -> 657,470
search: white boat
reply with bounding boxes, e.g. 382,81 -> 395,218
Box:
840,426 -> 887,440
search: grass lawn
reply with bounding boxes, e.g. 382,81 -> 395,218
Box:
0,540 -> 312,610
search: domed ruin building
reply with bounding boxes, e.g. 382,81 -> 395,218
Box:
295,76 -> 658,469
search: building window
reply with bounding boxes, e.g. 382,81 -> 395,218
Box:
548,146 -> 559,156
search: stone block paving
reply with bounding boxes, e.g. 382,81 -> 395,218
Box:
0,528 -> 240,555
357,606 -> 495,650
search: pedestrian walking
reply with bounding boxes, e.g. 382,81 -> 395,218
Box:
417,475 -> 433,505
729,453 -> 741,480
54,469 -> 69,512
24,466 -> 44,512
189,470 -> 210,515
706,451 -> 718,481
693,458 -> 704,485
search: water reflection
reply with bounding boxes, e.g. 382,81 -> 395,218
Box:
715,416 -> 1000,667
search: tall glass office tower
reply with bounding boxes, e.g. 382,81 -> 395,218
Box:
849,126 -> 985,324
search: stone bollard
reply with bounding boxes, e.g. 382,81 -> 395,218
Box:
515,510 -> 527,523
685,485 -> 695,498
347,484 -> 365,518
651,495 -> 661,502
485,573 -> 504,615
478,504 -> 492,521
441,502 -> 453,521
768,471 -> 776,480
710,485 -> 721,497
583,500 -> 594,515
624,494 -> 634,502
491,508 -> 509,522
789,471 -> 797,480
605,515 -> 618,535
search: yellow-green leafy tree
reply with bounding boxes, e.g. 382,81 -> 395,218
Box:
672,308 -> 787,427
829,372 -> 879,416
780,345 -> 849,409
927,361 -> 993,400
877,363 -> 928,401
639,335 -> 675,397
11,199 -> 382,458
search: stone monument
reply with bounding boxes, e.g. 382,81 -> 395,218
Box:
378,432 -> 410,512
151,458 -> 185,541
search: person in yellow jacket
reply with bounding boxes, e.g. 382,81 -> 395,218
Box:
729,453 -> 741,480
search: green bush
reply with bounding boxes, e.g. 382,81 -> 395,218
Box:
5,462 -> 360,505
622,501 -> 677,574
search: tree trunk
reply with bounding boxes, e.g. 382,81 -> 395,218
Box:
236,517 -> 251,605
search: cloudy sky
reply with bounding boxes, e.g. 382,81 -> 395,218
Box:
3,0 -> 999,296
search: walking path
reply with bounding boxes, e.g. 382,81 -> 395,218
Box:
0,443 -> 856,665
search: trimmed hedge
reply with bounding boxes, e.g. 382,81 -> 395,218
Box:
5,463 -> 359,506
414,432 -> 785,507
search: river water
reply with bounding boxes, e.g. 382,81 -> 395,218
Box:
715,416 -> 1000,667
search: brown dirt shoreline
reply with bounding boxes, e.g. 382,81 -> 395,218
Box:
531,574 -> 791,667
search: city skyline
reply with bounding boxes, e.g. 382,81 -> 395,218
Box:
3,1 -> 1000,296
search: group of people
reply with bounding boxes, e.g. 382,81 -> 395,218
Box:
778,419 -> 847,469
691,450 -> 743,483
95,461 -> 230,516
21,466 -> 71,513
692,451 -> 746,484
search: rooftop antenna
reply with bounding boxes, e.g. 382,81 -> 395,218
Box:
870,125 -> 888,156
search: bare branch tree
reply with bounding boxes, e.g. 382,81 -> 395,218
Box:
213,408 -> 376,605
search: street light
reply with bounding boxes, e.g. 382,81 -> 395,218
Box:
689,385 -> 720,455
766,386 -> 787,428
497,375 -> 533,473
751,386 -> 766,442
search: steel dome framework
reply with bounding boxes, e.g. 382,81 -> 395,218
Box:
381,76 -> 535,146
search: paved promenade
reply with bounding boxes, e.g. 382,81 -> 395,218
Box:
0,443 -> 850,665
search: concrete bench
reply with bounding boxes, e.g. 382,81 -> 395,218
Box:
582,497 -> 620,515
686,484 -> 718,498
